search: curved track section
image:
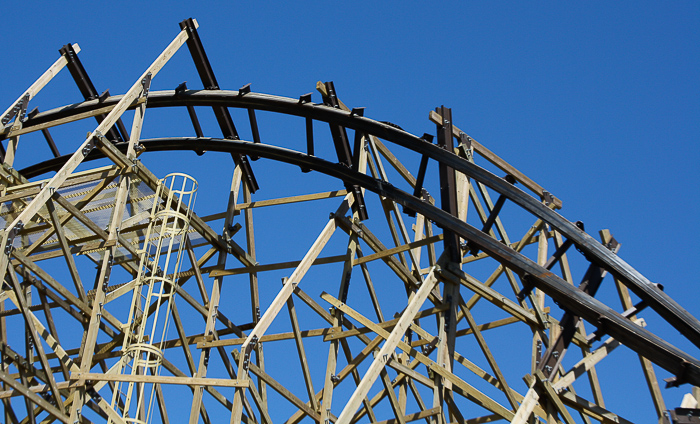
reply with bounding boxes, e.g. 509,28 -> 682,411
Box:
15,90 -> 700,355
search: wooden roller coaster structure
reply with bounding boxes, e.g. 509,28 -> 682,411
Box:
0,18 -> 697,424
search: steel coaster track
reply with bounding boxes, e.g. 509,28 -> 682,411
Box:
13,90 -> 700,379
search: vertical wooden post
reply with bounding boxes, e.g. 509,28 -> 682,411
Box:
190,166 -> 242,423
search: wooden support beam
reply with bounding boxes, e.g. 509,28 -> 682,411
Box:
466,170 -> 542,325
45,199 -> 87,303
354,245 -> 385,322
155,384 -> 170,424
231,194 -> 352,419
243,181 -> 268,409
323,290 -> 515,421
7,270 -> 65,412
160,357 -> 256,424
95,137 -> 255,267
4,291 -> 76,379
198,327 -> 335,349
71,372 -> 249,388
185,238 -> 210,308
365,135 -> 422,276
0,367 -> 70,424
380,367 -> 408,424
510,384 -> 539,424
20,170 -> 121,257
323,305 -> 448,342
441,267 -> 543,333
1,163 -> 118,199
232,350 -> 322,422
12,251 -> 122,330
190,166 -> 243,424
332,268 -> 438,424
371,407 -> 441,424
209,254 -> 349,277
601,228 -> 666,419
204,189 -> 348,212
457,297 -> 519,410
286,296 -> 319,413
171,301 -> 198,375
334,216 -> 428,298
559,391 -> 634,424
552,328 -> 631,392
52,191 -> 140,261
462,218 -> 545,310
534,370 -> 576,424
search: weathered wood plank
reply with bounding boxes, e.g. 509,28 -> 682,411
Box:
70,372 -> 249,388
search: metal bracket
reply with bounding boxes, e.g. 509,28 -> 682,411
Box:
203,346 -> 210,366
130,158 -> 141,173
86,387 -> 102,403
98,89 -> 110,103
102,255 -> 114,289
238,83 -> 251,96
5,220 -> 23,255
175,81 -> 188,96
84,129 -> 108,156
298,93 -> 312,104
666,407 -> 700,423
242,335 -> 259,371
604,235 -> 620,253
141,72 -> 152,98
458,131 -> 473,152
2,93 -> 30,126
665,360 -> 692,388
350,107 -> 365,117
82,138 -> 95,157
94,130 -> 109,144
39,390 -> 52,403
587,299 -> 648,343
17,93 -> 30,123
242,352 -> 250,371
542,190 -> 554,206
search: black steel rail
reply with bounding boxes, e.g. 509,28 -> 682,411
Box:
17,135 -> 700,387
13,89 -> 700,357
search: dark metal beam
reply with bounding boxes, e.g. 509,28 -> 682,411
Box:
178,18 -> 259,193
321,81 -> 368,221
436,106 -> 460,263
58,43 -> 128,143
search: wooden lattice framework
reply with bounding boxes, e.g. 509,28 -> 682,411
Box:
0,19 -> 698,424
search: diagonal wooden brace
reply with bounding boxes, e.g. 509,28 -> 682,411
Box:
333,268 -> 439,424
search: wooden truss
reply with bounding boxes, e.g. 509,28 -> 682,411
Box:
0,18 -> 697,424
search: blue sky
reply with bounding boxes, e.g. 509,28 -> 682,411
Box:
1,2 -> 699,422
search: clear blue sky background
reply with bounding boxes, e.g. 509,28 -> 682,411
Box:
1,2 -> 698,422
